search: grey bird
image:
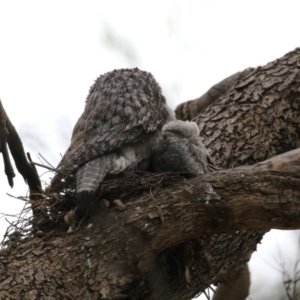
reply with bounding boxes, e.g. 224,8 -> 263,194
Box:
50,68 -> 211,222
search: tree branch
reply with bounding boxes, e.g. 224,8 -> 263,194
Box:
1,148 -> 300,299
112,148 -> 300,253
0,100 -> 47,227
0,101 -> 15,187
175,67 -> 254,121
0,101 -> 41,189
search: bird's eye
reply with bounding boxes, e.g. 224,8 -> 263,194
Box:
164,129 -> 185,138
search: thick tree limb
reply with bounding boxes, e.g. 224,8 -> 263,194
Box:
175,67 -> 254,121
195,48 -> 300,170
122,148 -> 300,254
151,149 -> 300,248
1,148 -> 300,299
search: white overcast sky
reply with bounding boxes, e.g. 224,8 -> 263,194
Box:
1,1 -> 300,298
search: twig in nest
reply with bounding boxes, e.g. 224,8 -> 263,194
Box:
5,218 -> 19,229
31,161 -> 73,179
38,152 -> 55,169
26,152 -> 39,176
1,227 -> 10,246
6,193 -> 29,201
199,288 -> 211,300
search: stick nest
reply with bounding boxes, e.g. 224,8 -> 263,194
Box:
1,171 -> 188,245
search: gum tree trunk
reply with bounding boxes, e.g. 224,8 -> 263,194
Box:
1,48 -> 300,299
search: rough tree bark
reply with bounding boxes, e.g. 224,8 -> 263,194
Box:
1,48 -> 300,300
175,67 -> 254,121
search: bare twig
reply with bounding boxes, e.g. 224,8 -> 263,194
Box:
31,161 -> 73,178
38,152 -> 55,169
6,193 -> 28,202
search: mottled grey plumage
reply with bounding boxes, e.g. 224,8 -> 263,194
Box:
50,68 -> 212,222
50,68 -> 175,194
152,120 -> 211,175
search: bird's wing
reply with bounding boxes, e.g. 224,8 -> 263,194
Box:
50,68 -> 172,190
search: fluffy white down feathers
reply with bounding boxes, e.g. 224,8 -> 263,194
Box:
152,120 -> 210,175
